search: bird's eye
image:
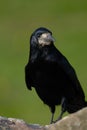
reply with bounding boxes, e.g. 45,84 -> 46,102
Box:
37,33 -> 41,38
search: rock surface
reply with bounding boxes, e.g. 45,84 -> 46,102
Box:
0,108 -> 87,130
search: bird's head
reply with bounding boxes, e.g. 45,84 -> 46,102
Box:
30,27 -> 55,48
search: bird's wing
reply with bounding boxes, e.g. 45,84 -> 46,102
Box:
56,51 -> 85,98
47,48 -> 85,98
25,64 -> 32,90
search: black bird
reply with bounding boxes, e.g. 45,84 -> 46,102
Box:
25,27 -> 87,123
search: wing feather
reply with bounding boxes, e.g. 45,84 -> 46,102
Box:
25,64 -> 32,90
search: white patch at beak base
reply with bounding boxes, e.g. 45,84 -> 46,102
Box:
38,33 -> 55,46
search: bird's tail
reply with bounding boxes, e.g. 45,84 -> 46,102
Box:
84,101 -> 87,107
67,98 -> 87,113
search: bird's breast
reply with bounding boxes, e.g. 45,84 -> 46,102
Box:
31,62 -> 65,90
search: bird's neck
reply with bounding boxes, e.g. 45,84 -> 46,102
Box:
29,43 -> 54,62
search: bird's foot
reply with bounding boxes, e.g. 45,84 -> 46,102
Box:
50,117 -> 62,124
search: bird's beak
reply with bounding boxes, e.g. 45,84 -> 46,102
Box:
38,33 -> 55,46
42,33 -> 55,43
48,34 -> 55,43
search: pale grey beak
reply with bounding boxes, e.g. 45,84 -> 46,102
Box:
43,33 -> 55,43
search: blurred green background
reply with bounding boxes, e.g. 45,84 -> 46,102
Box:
0,0 -> 87,125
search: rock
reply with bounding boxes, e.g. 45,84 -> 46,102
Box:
45,107 -> 87,130
0,107 -> 87,130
